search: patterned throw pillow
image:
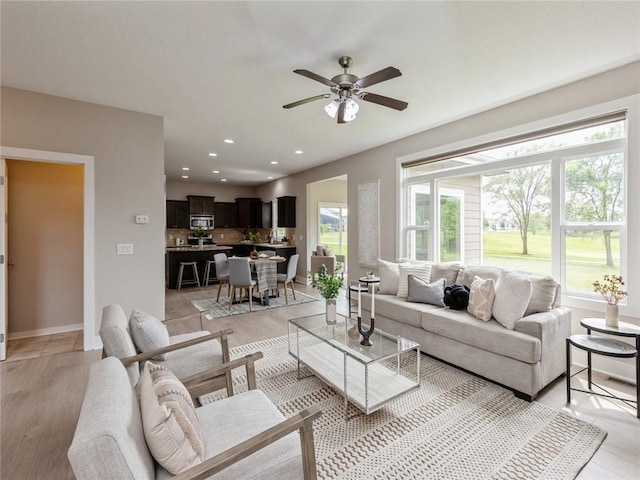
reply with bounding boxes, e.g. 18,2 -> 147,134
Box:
467,276 -> 496,321
130,309 -> 170,360
378,259 -> 407,295
492,271 -> 533,329
140,362 -> 204,475
397,264 -> 432,297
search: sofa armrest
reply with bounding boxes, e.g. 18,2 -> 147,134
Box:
515,307 -> 572,383
172,405 -> 322,480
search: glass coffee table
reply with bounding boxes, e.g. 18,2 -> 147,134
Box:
288,313 -> 420,419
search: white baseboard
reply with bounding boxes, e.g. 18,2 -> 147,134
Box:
8,323 -> 83,340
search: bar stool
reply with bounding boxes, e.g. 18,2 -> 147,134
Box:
177,261 -> 200,291
348,283 -> 368,316
203,259 -> 217,288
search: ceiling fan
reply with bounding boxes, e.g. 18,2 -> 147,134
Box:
283,56 -> 408,124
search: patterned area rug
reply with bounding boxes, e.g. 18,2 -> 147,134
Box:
202,335 -> 606,480
191,291 -> 317,318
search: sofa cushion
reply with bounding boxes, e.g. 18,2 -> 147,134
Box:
493,271 -> 533,329
467,276 -> 496,321
397,264 -> 432,297
140,362 -> 204,475
316,245 -> 324,256
456,265 -> 502,288
408,276 -> 445,306
100,304 -> 141,387
430,262 -> 462,286
323,246 -> 335,257
514,271 -> 559,316
421,308 -> 541,364
130,309 -> 170,360
363,293 -> 440,329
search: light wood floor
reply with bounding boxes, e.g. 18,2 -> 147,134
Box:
1,283 -> 638,479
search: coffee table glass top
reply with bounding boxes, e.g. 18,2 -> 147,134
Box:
289,313 -> 418,364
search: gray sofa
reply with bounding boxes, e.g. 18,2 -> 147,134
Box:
360,263 -> 571,401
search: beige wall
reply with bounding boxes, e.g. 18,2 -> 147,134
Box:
166,180 -> 254,202
1,87 -> 165,345
7,160 -> 83,335
257,61 -> 640,282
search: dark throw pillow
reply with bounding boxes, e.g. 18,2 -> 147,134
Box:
444,283 -> 471,310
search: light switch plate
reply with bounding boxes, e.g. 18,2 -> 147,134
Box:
117,243 -> 134,255
135,215 -> 149,224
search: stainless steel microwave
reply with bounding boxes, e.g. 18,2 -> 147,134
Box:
190,215 -> 214,230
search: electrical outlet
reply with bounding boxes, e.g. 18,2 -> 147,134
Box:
135,215 -> 149,224
117,243 -> 134,255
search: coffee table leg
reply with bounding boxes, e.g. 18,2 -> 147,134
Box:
343,353 -> 348,420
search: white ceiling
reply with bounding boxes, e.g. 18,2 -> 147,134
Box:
2,1 -> 639,186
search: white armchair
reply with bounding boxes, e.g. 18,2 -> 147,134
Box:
310,245 -> 345,277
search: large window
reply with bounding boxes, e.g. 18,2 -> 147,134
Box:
400,114 -> 627,300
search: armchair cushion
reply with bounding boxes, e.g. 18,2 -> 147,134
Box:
163,331 -> 223,380
140,362 -> 204,475
130,309 -> 170,361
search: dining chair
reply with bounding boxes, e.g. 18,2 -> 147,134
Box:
228,257 -> 258,311
277,254 -> 299,306
214,252 -> 231,301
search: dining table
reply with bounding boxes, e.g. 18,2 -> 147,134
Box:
230,255 -> 287,306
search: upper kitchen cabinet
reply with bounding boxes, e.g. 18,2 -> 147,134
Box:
277,196 -> 296,227
236,197 -> 263,228
214,202 -> 238,228
187,195 -> 215,215
166,200 -> 190,229
262,201 -> 272,229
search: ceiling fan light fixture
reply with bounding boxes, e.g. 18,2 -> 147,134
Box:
324,99 -> 339,118
343,98 -> 359,122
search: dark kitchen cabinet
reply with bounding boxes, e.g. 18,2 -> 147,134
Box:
236,197 -> 263,228
188,195 -> 215,215
262,201 -> 272,229
166,200 -> 190,228
214,202 -> 238,228
277,196 -> 296,227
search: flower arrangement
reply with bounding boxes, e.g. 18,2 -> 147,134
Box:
193,227 -> 207,237
308,263 -> 344,300
593,274 -> 628,305
247,231 -> 262,243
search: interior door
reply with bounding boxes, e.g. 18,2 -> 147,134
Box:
0,158 -> 7,360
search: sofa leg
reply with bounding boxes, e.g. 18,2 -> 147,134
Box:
513,390 -> 535,402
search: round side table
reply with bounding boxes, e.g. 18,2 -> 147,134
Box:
566,317 -> 639,417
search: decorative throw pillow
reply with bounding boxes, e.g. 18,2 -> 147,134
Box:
467,276 -> 496,321
443,283 -> 470,310
378,259 -> 406,295
492,271 -> 533,329
515,272 -> 559,316
397,264 -> 432,297
430,262 -> 463,286
323,246 -> 335,257
407,276 -> 445,306
140,362 -> 204,475
130,309 -> 170,360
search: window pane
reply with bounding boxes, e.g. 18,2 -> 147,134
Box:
565,229 -> 621,293
407,184 -> 430,226
440,194 -> 461,262
407,229 -> 429,261
564,150 -> 624,223
482,165 -> 551,275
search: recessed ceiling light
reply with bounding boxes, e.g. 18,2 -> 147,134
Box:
295,150 -> 303,155
182,167 -> 190,171
212,170 -> 220,174
208,153 -> 217,157
221,178 -> 227,182
270,161 -> 278,165
182,175 -> 189,179
224,139 -> 234,144
268,176 -> 273,179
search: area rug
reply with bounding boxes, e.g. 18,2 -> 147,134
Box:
202,335 -> 606,480
191,291 -> 317,318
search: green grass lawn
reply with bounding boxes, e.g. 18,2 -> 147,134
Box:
319,231 -> 348,261
482,230 -> 620,292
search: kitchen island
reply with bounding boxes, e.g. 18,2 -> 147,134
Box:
165,245 -> 233,289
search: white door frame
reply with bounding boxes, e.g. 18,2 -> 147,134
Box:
0,146 -> 95,351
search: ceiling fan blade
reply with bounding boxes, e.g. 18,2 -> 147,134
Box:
354,66 -> 402,89
359,92 -> 408,111
294,69 -> 336,87
337,101 -> 346,124
283,94 -> 330,109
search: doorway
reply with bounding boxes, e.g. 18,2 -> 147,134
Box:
0,147 -> 95,360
